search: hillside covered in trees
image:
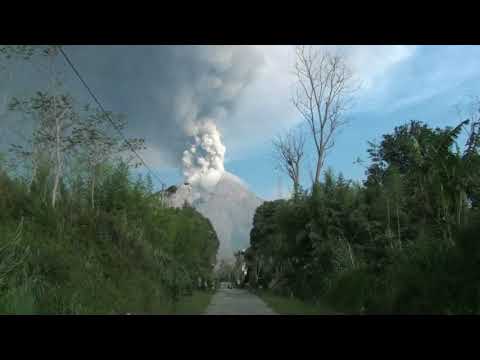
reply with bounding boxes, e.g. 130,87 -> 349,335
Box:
0,46 -> 219,314
246,119 -> 480,314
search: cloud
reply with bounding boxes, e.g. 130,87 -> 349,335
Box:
0,45 -> 418,177
338,45 -> 417,90
346,46 -> 480,117
222,45 -> 417,160
1,45 -> 264,167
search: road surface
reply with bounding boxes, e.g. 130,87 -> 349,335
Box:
204,288 -> 277,315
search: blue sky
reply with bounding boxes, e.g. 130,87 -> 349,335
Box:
2,45 -> 479,200
148,46 -> 480,200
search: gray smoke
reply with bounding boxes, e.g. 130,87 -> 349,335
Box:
0,45 -> 265,169
182,120 -> 226,189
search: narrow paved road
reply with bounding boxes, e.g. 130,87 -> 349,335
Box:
204,288 -> 277,315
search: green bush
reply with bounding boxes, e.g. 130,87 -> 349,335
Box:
246,120 -> 480,314
0,160 -> 219,314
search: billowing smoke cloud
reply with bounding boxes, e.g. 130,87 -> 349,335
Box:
1,45 -> 418,183
0,45 -> 265,171
182,120 -> 226,189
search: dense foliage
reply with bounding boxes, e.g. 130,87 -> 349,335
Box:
247,119 -> 480,314
0,45 -> 219,314
0,159 -> 219,314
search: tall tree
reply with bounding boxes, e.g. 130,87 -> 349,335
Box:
292,45 -> 358,185
9,91 -> 80,208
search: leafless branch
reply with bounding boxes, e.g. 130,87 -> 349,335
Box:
292,45 -> 359,185
272,126 -> 306,197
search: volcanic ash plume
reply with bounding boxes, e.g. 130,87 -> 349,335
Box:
171,119 -> 263,261
182,120 -> 226,190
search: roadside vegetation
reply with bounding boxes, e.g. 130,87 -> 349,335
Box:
246,118 -> 480,314
0,45 -> 219,314
245,45 -> 480,315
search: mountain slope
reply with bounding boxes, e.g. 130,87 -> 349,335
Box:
163,172 -> 263,260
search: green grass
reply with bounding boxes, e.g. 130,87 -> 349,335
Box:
256,290 -> 340,315
170,290 -> 214,315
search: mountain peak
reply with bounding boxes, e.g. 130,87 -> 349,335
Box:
162,172 -> 263,260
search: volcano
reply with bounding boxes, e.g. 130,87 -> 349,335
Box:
162,171 -> 263,261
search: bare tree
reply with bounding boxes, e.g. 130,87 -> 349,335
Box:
292,45 -> 359,185
9,91 -> 79,208
72,107 -> 145,209
273,126 -> 305,197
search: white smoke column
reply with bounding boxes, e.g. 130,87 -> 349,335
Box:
182,120 -> 226,190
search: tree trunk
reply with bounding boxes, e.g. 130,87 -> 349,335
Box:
50,52 -> 61,209
52,169 -> 60,208
91,167 -> 96,209
347,241 -> 355,269
293,179 -> 299,199
52,118 -> 61,208
396,204 -> 402,250
315,155 -> 322,184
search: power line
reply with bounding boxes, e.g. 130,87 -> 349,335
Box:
59,47 -> 167,189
